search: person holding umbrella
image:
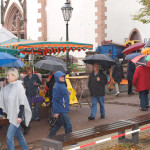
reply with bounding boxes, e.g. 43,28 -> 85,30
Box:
112,57 -> 123,96
88,63 -> 107,120
133,65 -> 150,111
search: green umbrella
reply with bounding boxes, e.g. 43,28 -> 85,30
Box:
146,55 -> 150,61
0,47 -> 20,55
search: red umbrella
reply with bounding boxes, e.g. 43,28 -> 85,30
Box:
122,43 -> 145,55
131,54 -> 145,64
131,54 -> 150,67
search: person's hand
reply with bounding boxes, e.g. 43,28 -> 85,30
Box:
54,114 -> 59,118
34,82 -> 38,86
17,118 -> 22,124
97,77 -> 100,81
68,91 -> 71,95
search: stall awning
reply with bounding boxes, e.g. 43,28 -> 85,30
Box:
0,41 -> 93,55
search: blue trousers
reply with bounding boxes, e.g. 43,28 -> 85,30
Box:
91,96 -> 105,118
27,95 -> 39,120
47,112 -> 72,138
139,90 -> 149,109
7,123 -> 28,150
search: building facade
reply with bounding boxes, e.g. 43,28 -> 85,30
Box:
0,0 -> 150,57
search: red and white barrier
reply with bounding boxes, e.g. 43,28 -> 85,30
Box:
68,125 -> 150,150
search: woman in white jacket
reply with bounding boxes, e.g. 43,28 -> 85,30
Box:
0,68 -> 32,150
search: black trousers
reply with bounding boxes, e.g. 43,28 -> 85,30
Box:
128,79 -> 133,94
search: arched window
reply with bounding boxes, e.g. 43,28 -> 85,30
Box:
129,28 -> 142,42
4,2 -> 25,39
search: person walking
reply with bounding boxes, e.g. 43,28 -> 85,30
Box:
88,63 -> 107,120
47,71 -> 72,137
0,68 -> 32,150
112,57 -> 123,96
127,61 -> 135,95
133,66 -> 150,111
24,66 -> 42,121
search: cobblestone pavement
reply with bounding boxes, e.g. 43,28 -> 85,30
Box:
0,92 -> 150,150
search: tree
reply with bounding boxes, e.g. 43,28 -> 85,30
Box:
133,0 -> 150,24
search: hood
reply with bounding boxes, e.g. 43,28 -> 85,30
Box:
9,80 -> 23,85
54,71 -> 66,82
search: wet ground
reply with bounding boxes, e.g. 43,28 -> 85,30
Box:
1,89 -> 150,150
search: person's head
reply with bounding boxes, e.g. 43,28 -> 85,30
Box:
93,63 -> 99,73
25,66 -> 33,76
54,71 -> 66,82
6,68 -> 19,83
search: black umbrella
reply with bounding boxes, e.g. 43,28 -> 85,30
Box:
83,54 -> 116,68
34,60 -> 67,72
41,55 -> 67,67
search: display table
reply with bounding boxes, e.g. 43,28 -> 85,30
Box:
66,76 -> 90,107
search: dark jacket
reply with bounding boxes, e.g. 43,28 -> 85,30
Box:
46,75 -> 55,100
127,61 -> 135,81
112,57 -> 123,83
88,71 -> 107,96
52,71 -> 70,114
24,74 -> 42,96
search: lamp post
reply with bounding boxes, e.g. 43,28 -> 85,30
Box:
61,0 -> 73,70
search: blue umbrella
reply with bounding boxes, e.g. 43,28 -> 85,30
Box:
2,59 -> 26,68
125,53 -> 142,60
0,52 -> 18,66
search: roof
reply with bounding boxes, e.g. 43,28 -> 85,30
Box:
0,27 -> 17,44
103,42 -> 126,47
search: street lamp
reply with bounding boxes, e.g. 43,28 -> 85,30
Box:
61,0 -> 73,70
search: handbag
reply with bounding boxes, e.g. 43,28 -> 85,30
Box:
30,95 -> 45,104
30,88 -> 45,104
48,116 -> 60,128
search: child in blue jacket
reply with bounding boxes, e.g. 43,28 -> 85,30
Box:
47,71 -> 72,137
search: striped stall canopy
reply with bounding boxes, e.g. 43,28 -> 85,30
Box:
0,41 -> 93,55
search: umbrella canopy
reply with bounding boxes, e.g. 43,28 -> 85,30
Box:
34,60 -> 67,72
145,39 -> 150,47
131,55 -> 150,67
141,47 -> 150,55
41,55 -> 66,67
0,47 -> 20,55
63,55 -> 78,63
2,59 -> 26,68
0,41 -> 93,55
122,43 -> 145,55
0,52 -> 18,66
82,54 -> 116,68
125,53 -> 142,60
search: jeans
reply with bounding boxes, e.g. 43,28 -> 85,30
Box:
139,90 -> 149,109
91,96 -> 105,118
7,123 -> 28,150
128,79 -> 133,94
115,83 -> 120,93
47,112 -> 72,138
27,95 -> 39,120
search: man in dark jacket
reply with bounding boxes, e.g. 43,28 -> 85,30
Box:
112,57 -> 123,96
47,71 -> 72,137
88,63 -> 107,120
127,61 -> 135,95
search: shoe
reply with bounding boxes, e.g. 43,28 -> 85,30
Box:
24,126 -> 31,135
146,106 -> 149,108
139,108 -> 147,111
88,116 -> 95,120
115,92 -> 120,96
101,115 -> 105,118
128,92 -> 135,95
35,118 -> 40,121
